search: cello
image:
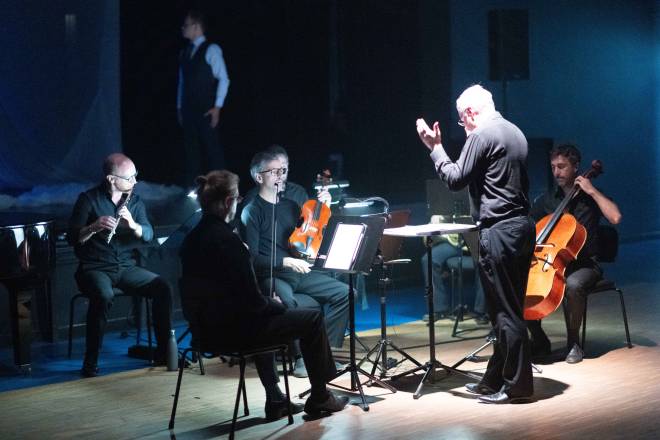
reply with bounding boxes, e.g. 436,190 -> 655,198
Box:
523,160 -> 603,320
288,170 -> 333,260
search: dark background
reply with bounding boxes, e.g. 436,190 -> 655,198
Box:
0,0 -> 658,240
120,0 -> 445,201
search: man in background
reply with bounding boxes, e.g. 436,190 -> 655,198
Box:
178,9 -> 230,186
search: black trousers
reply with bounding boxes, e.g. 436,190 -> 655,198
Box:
182,111 -> 224,187
220,309 -> 337,391
75,266 -> 173,364
478,216 -> 535,397
261,270 -> 349,349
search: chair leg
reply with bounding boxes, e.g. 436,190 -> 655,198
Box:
280,348 -> 294,424
145,298 -> 153,363
68,297 -> 76,358
617,289 -> 633,348
231,359 -> 246,440
581,296 -> 588,351
242,369 -> 249,416
168,347 -> 191,430
197,352 -> 205,375
68,294 -> 85,358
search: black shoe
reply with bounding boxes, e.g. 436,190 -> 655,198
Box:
80,363 -> 99,378
465,382 -> 496,395
565,343 -> 584,364
264,399 -> 305,421
304,392 -> 349,415
478,390 -> 532,404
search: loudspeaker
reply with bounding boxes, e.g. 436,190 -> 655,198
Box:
488,9 -> 529,81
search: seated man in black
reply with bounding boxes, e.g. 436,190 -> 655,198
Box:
528,144 -> 622,363
240,151 -> 350,378
179,170 -> 348,419
68,153 -> 172,377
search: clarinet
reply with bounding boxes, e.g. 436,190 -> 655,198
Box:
106,189 -> 133,244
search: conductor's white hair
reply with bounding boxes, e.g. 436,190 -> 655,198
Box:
456,85 -> 496,114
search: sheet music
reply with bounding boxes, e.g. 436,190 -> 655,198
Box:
384,223 -> 477,237
323,223 -> 366,270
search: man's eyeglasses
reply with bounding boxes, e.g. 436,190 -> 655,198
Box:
259,168 -> 287,177
112,172 -> 138,182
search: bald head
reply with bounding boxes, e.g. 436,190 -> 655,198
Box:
103,153 -> 134,176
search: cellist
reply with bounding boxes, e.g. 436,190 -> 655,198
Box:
528,144 -> 622,364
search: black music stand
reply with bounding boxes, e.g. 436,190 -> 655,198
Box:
386,223 -> 481,399
303,215 -> 396,411
426,181 -> 481,336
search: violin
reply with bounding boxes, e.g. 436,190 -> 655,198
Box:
523,160 -> 603,320
288,170 -> 333,260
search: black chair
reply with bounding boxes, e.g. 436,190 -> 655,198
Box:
580,225 -> 632,351
67,287 -> 153,360
168,343 -> 293,440
174,281 -> 294,438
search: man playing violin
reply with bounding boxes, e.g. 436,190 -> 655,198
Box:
417,84 -> 536,404
528,144 -> 622,364
240,151 -> 349,377
68,153 -> 172,377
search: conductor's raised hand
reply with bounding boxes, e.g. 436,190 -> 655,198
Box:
416,118 -> 442,152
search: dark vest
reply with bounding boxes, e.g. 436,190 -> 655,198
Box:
180,41 -> 217,116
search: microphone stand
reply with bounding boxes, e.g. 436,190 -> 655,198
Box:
269,183 -> 280,298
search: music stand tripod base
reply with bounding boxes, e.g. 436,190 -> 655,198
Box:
300,216 -> 397,411
384,223 -> 481,399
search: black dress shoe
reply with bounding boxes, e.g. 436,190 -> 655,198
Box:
264,399 -> 305,421
565,343 -> 584,364
80,364 -> 99,378
478,390 -> 532,404
465,382 -> 496,395
304,391 -> 349,415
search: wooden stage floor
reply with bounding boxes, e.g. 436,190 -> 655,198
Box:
1,277 -> 660,440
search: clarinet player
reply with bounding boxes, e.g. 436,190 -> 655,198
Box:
68,153 -> 172,377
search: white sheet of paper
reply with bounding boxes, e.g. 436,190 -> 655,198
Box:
324,223 -> 366,270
